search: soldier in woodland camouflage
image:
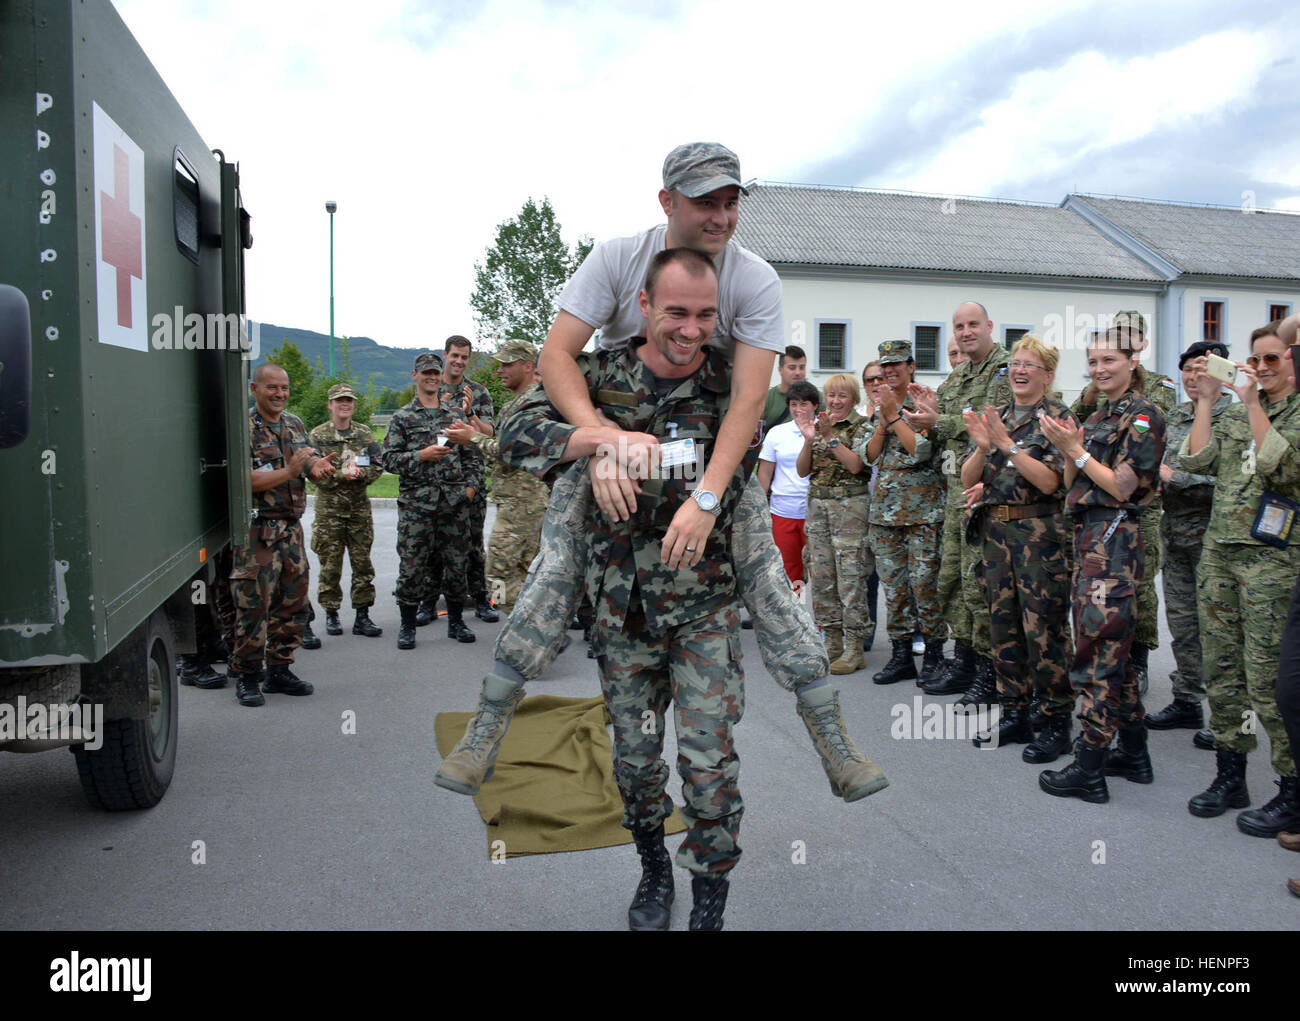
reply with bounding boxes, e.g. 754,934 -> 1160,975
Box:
309,383 -> 383,638
1146,341 -> 1233,733
444,340 -> 549,614
1038,330 -> 1166,804
960,335 -> 1075,760
229,363 -> 336,707
1180,323 -> 1300,836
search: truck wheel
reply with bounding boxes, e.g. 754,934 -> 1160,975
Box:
72,610 -> 178,810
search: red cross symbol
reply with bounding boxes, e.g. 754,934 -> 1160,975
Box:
100,145 -> 142,328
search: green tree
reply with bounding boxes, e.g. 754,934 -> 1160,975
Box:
470,197 -> 593,346
266,340 -> 314,398
292,337 -> 374,432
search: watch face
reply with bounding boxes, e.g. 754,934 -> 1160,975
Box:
695,490 -> 719,511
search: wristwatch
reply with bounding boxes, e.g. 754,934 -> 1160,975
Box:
691,489 -> 722,516
1006,442 -> 1021,458
827,437 -> 841,449
1075,452 -> 1092,469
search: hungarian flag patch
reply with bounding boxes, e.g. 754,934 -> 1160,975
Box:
1134,414 -> 1151,433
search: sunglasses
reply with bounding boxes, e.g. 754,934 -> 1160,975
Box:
1247,352 -> 1284,368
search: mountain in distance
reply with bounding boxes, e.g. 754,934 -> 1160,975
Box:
249,322 -> 425,393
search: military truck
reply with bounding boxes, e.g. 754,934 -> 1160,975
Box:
0,0 -> 253,808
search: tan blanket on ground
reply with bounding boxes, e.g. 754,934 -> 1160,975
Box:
435,694 -> 684,858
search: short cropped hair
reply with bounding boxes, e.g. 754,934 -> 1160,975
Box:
785,380 -> 821,407
823,372 -> 861,405
444,335 -> 472,353
779,345 -> 807,367
644,247 -> 717,302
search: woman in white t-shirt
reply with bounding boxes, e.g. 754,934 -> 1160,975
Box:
757,381 -> 820,586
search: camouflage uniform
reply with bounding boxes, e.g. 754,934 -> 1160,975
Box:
1160,393 -> 1232,702
1073,370 -> 1177,651
1067,389 -> 1165,747
308,419 -> 383,610
230,410 -> 318,675
975,397 -> 1074,716
1179,390 -> 1300,776
932,347 -> 1012,655
856,395 -> 946,640
472,383 -> 550,612
500,341 -> 752,875
804,412 -> 873,648
457,378 -> 496,603
381,394 -> 476,609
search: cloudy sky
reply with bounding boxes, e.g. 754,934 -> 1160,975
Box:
111,0 -> 1300,351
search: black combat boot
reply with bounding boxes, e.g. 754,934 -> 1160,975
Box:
627,824 -> 674,931
956,655 -> 996,708
972,705 -> 1034,748
1145,699 -> 1203,730
324,609 -> 343,636
1193,729 -> 1215,750
1028,694 -> 1047,732
178,655 -> 226,689
1104,725 -> 1154,784
688,874 -> 730,931
263,665 -> 313,696
397,604 -> 418,650
1023,714 -> 1072,764
872,639 -> 917,685
918,639 -> 948,687
234,671 -> 265,708
474,596 -> 500,623
1131,643 -> 1150,697
1236,776 -> 1300,837
446,602 -> 476,644
1188,750 -> 1249,818
352,607 -> 382,637
415,600 -> 436,627
922,639 -> 974,695
1039,738 -> 1109,803
300,620 -> 321,650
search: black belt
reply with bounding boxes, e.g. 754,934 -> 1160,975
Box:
1074,507 -> 1131,525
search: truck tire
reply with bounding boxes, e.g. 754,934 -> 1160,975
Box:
72,610 -> 178,810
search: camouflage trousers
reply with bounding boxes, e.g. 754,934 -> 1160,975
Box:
596,598 -> 745,877
1161,514 -> 1210,702
395,500 -> 470,607
1071,516 -> 1146,747
467,489 -> 488,601
870,521 -> 943,640
1198,542 -> 1300,777
311,504 -> 376,610
211,544 -> 236,651
496,464 -> 829,689
805,494 -> 872,641
983,511 -> 1074,716
937,490 -> 972,645
229,519 -> 310,674
485,496 -> 543,613
1135,502 -> 1162,650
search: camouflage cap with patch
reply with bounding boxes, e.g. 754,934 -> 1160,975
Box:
662,142 -> 749,199
414,352 -> 443,372
327,383 -> 356,401
878,339 -> 913,365
492,339 -> 538,364
1113,310 -> 1148,336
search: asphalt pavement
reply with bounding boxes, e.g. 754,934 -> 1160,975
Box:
1,504 -> 1295,931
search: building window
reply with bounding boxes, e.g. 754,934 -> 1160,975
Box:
912,324 -> 940,371
1203,301 -> 1223,342
816,320 -> 849,371
1003,326 -> 1030,351
1269,303 -> 1291,324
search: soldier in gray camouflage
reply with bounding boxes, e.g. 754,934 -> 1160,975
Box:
1146,341 -> 1232,733
443,339 -> 550,613
856,340 -> 946,686
308,383 -> 383,638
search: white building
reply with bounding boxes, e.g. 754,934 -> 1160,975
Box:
736,185 -> 1300,402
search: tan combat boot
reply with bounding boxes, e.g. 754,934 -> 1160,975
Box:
823,628 -> 843,666
829,630 -> 866,674
796,685 -> 889,802
434,674 -> 526,796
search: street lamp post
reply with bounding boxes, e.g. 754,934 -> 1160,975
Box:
325,200 -> 337,377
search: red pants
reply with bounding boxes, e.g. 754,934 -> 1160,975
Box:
770,513 -> 806,583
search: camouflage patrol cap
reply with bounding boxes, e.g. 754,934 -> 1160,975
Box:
327,383 -> 356,401
662,143 -> 749,198
878,339 -> 913,365
492,339 -> 538,364
413,352 -> 443,372
1112,310 -> 1148,336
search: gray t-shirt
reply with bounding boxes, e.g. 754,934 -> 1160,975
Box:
558,223 -> 784,361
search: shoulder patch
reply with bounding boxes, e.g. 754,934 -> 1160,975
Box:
1134,414 -> 1151,434
1160,378 -> 1176,389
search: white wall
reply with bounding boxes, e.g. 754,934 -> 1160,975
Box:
1177,285 -> 1299,362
